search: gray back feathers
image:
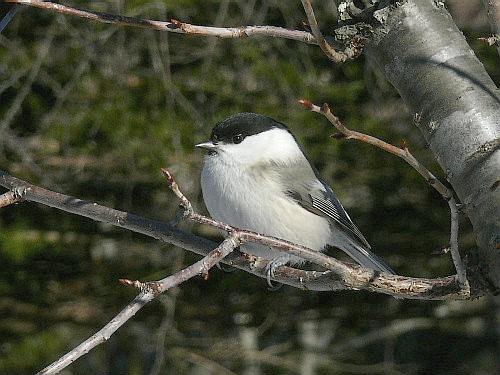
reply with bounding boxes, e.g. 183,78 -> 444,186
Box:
276,158 -> 370,249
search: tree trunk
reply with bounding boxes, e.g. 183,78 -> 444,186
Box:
363,0 -> 500,293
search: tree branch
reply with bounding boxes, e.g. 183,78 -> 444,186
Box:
298,100 -> 468,287
0,188 -> 25,208
365,0 -> 500,292
37,236 -> 240,375
160,168 -> 352,277
5,0 -> 317,45
448,197 -> 465,285
0,170 -> 472,300
301,0 -> 363,62
478,34 -> 500,47
299,100 -> 453,199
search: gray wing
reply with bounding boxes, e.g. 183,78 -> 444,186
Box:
277,160 -> 394,274
275,160 -> 370,249
286,181 -> 371,249
308,183 -> 370,249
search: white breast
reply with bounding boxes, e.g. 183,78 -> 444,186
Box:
200,153 -> 331,265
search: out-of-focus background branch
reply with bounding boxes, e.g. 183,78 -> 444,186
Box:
0,1 -> 498,374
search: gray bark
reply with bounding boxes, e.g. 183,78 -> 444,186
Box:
364,0 -> 500,292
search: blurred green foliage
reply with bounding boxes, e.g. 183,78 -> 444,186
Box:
0,1 -> 498,374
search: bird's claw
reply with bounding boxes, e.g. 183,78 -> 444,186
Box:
12,186 -> 29,199
265,260 -> 284,291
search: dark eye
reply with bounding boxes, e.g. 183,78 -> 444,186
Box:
232,134 -> 244,144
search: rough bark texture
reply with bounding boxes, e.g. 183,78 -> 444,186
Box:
366,0 -> 500,293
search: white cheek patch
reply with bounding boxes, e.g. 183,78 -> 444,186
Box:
220,128 -> 303,166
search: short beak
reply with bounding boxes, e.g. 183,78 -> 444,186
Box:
195,141 -> 218,151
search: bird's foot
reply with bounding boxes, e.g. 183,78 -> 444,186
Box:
265,259 -> 286,291
12,186 -> 29,200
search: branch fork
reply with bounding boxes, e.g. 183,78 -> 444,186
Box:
5,0 -> 366,65
34,226 -> 240,375
160,169 -> 346,276
301,0 -> 364,63
119,278 -> 164,295
161,168 -> 193,215
299,99 -> 468,288
1,168 -> 472,299
0,157 -> 477,374
478,34 -> 500,46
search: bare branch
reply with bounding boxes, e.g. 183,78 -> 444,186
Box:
448,197 -> 465,285
162,168 -> 469,298
299,100 -> 452,199
299,99 -> 468,287
161,168 -> 193,214
0,170 -> 471,300
6,0 -> 317,45
300,0 -> 363,62
37,236 -> 240,375
478,34 -> 500,46
0,189 -> 25,208
481,0 -> 500,56
162,169 -> 352,277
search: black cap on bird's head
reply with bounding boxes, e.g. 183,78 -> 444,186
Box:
211,113 -> 289,144
196,113 -> 290,151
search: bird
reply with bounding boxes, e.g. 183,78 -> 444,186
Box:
196,113 -> 394,284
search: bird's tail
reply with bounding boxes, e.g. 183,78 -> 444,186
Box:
341,241 -> 395,274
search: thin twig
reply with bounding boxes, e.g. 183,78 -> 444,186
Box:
300,0 -> 363,63
36,235 -> 240,375
448,197 -> 465,284
298,99 -> 468,287
161,168 -> 193,214
161,168 -> 352,277
161,169 -> 470,297
481,0 -> 500,56
6,0 -> 317,45
478,34 -> 500,46
0,170 -> 471,300
299,100 -> 453,199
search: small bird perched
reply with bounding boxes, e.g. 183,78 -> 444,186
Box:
197,113 -> 394,283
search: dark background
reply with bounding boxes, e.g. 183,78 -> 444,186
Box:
0,1 -> 499,374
